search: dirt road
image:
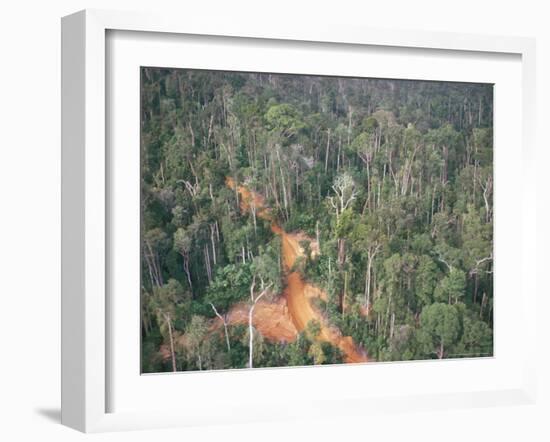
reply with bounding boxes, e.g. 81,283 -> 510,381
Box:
226,177 -> 367,363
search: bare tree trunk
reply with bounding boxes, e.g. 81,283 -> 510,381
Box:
206,114 -> 214,146
478,96 -> 483,126
251,202 -> 257,234
473,273 -> 478,304
364,246 -> 380,309
276,147 -> 289,220
437,341 -> 444,359
480,292 -> 487,319
324,128 -> 331,173
347,106 -> 353,148
210,303 -> 230,351
163,313 -> 177,372
343,270 -> 348,317
315,221 -> 320,251
204,245 -> 212,283
481,177 -> 492,222
144,241 -> 163,287
364,268 -> 370,309
248,279 -> 272,368
248,303 -> 256,368
210,223 -> 217,265
144,253 -> 157,289
337,238 -> 346,267
182,253 -> 193,295
337,133 -> 341,172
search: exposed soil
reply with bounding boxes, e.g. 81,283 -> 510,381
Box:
226,177 -> 368,363
224,299 -> 297,342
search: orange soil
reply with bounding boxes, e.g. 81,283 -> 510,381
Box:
224,299 -> 297,342
226,177 -> 368,363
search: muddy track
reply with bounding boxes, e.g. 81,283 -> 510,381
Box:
226,177 -> 367,363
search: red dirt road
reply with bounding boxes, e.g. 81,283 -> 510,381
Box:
226,177 -> 368,364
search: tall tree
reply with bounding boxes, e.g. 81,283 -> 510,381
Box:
417,303 -> 461,359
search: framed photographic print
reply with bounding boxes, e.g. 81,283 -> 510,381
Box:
61,9 -> 537,432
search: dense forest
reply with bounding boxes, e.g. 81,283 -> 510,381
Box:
140,67 -> 493,373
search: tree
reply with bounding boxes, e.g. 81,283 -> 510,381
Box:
351,219 -> 385,310
265,103 -> 305,139
206,263 -> 253,311
417,303 -> 461,359
205,262 -> 254,352
414,255 -> 440,309
184,315 -> 210,370
143,228 -> 169,288
173,227 -> 193,294
209,302 -> 231,352
352,132 -> 376,174
308,342 -> 326,365
247,275 -> 273,368
327,172 -> 358,222
150,279 -> 190,371
462,204 -> 492,304
306,319 -> 322,340
459,314 -> 492,357
434,268 -> 466,305
251,244 -> 283,294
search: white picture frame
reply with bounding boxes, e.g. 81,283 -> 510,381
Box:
61,9 -> 537,433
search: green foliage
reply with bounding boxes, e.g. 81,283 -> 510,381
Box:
251,244 -> 283,293
414,255 -> 440,308
205,263 -> 253,312
183,315 -> 213,370
434,268 -> 466,304
265,103 -> 305,139
283,210 -> 319,236
173,227 -> 192,254
457,314 -> 493,357
417,303 -> 461,359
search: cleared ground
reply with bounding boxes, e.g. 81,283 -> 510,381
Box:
227,177 -> 367,363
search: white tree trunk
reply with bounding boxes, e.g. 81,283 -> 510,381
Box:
210,303 -> 230,351
248,304 -> 255,368
248,280 -> 272,368
162,313 -> 177,372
